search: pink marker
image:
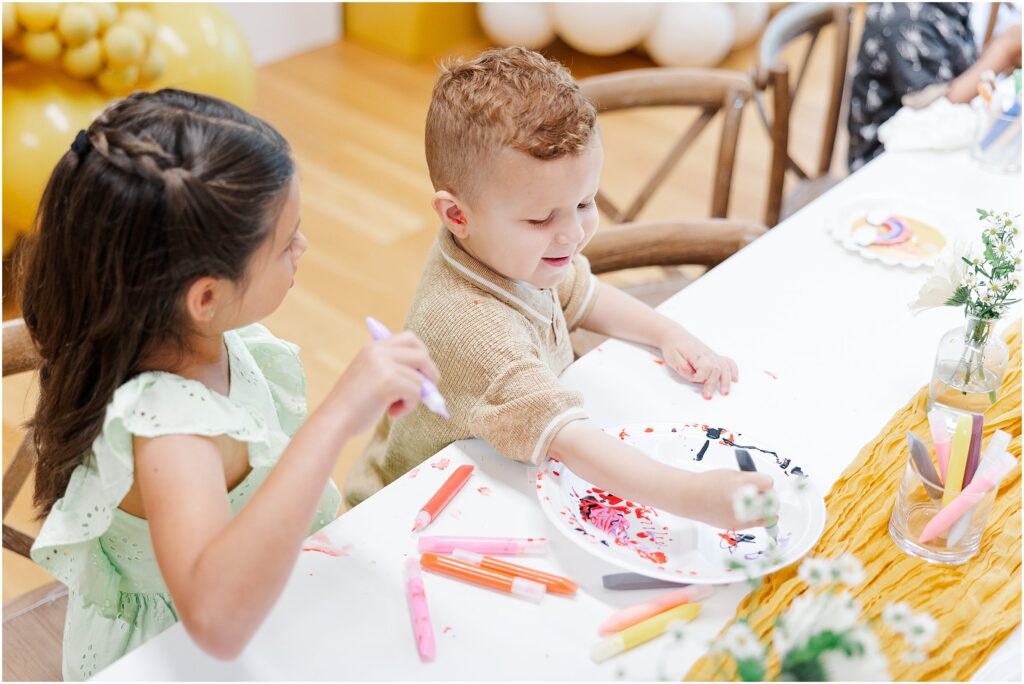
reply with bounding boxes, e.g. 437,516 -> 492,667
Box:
599,584 -> 713,636
405,558 -> 435,661
927,409 -> 951,483
918,450 -> 1017,544
418,536 -> 547,555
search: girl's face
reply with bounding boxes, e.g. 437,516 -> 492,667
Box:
229,174 -> 306,326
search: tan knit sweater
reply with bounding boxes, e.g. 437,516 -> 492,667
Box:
344,228 -> 599,507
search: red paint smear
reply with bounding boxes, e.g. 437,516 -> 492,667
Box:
618,429 -> 629,440
552,470 -> 560,477
406,468 -> 420,479
443,626 -> 453,635
476,486 -> 491,496
302,546 -> 342,557
644,427 -> 654,433
763,370 -> 778,380
431,458 -> 451,470
653,358 -> 665,366
635,548 -> 668,564
536,484 -> 542,490
301,531 -> 350,557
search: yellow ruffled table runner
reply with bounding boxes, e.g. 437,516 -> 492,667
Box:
687,327 -> 1021,681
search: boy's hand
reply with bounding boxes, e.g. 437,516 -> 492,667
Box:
689,470 -> 774,530
657,326 -> 738,399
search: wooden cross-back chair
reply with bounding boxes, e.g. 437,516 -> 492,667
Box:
570,68 -> 766,355
578,67 -> 752,222
3,317 -> 67,682
3,318 -> 41,558
754,2 -> 853,227
982,2 -> 1007,48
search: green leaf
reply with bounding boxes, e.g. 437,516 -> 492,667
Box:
945,286 -> 970,306
737,659 -> 767,682
977,209 -> 990,220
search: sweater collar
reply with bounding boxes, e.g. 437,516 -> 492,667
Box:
436,227 -> 555,326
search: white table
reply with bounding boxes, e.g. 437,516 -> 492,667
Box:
94,150 -> 1022,681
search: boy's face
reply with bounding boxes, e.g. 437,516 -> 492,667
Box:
442,136 -> 603,289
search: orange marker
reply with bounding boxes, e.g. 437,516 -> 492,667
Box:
451,549 -> 578,595
413,464 -> 473,532
419,553 -> 545,602
978,82 -> 994,104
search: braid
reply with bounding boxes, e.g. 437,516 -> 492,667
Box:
88,128 -> 182,184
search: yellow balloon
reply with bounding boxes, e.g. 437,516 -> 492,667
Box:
2,62 -> 111,254
87,2 -> 118,31
140,46 -> 165,83
62,37 -> 103,79
103,24 -> 146,68
3,3 -> 18,41
117,8 -> 155,40
96,63 -> 139,94
16,3 -> 61,32
23,30 -> 63,64
147,3 -> 255,108
58,5 -> 100,47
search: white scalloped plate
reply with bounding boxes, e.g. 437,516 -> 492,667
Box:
535,422 -> 826,585
828,196 -> 949,268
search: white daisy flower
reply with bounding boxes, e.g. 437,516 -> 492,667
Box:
904,613 -> 938,648
882,602 -> 913,632
719,622 -> 765,662
797,557 -> 833,587
833,553 -> 865,586
732,484 -> 760,522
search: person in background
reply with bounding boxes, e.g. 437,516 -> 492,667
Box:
848,2 -> 1022,171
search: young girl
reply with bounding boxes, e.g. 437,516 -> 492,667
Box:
22,89 -> 439,681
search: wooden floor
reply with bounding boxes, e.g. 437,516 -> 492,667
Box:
3,23 -> 854,601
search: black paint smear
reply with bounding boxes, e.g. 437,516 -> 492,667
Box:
694,440 -> 710,462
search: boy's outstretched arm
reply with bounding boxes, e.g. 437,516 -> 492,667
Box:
548,419 -> 772,530
578,281 -> 738,399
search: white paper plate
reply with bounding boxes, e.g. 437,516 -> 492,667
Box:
536,422 -> 826,585
828,196 -> 949,268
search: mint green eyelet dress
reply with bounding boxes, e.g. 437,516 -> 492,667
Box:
29,323 -> 341,681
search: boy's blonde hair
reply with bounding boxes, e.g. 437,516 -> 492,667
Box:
425,46 -> 597,201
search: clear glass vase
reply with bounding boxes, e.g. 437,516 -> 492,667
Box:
926,315 -> 1009,423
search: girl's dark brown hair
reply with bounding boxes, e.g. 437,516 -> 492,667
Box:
20,89 -> 294,516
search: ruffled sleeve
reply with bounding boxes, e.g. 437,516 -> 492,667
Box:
30,372 -> 271,618
234,323 -> 308,437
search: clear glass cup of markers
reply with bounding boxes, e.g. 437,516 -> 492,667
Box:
888,433 -> 997,565
970,106 -> 1022,174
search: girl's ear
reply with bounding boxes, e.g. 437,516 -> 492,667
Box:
432,191 -> 469,238
184,277 -> 222,324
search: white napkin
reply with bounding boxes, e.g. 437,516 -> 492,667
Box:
878,97 -> 978,152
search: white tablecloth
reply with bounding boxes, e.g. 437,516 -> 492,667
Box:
94,150 -> 1022,680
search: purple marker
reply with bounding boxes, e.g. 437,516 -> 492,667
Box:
366,317 -> 449,419
963,414 -> 984,486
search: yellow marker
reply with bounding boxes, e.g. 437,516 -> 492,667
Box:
591,602 -> 701,662
942,414 -> 973,505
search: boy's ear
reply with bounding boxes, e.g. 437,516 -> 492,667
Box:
432,191 -> 469,239
184,276 -> 222,325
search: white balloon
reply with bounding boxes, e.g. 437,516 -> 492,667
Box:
478,3 -> 555,50
731,3 -> 769,48
644,3 -> 736,67
551,2 -> 658,57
